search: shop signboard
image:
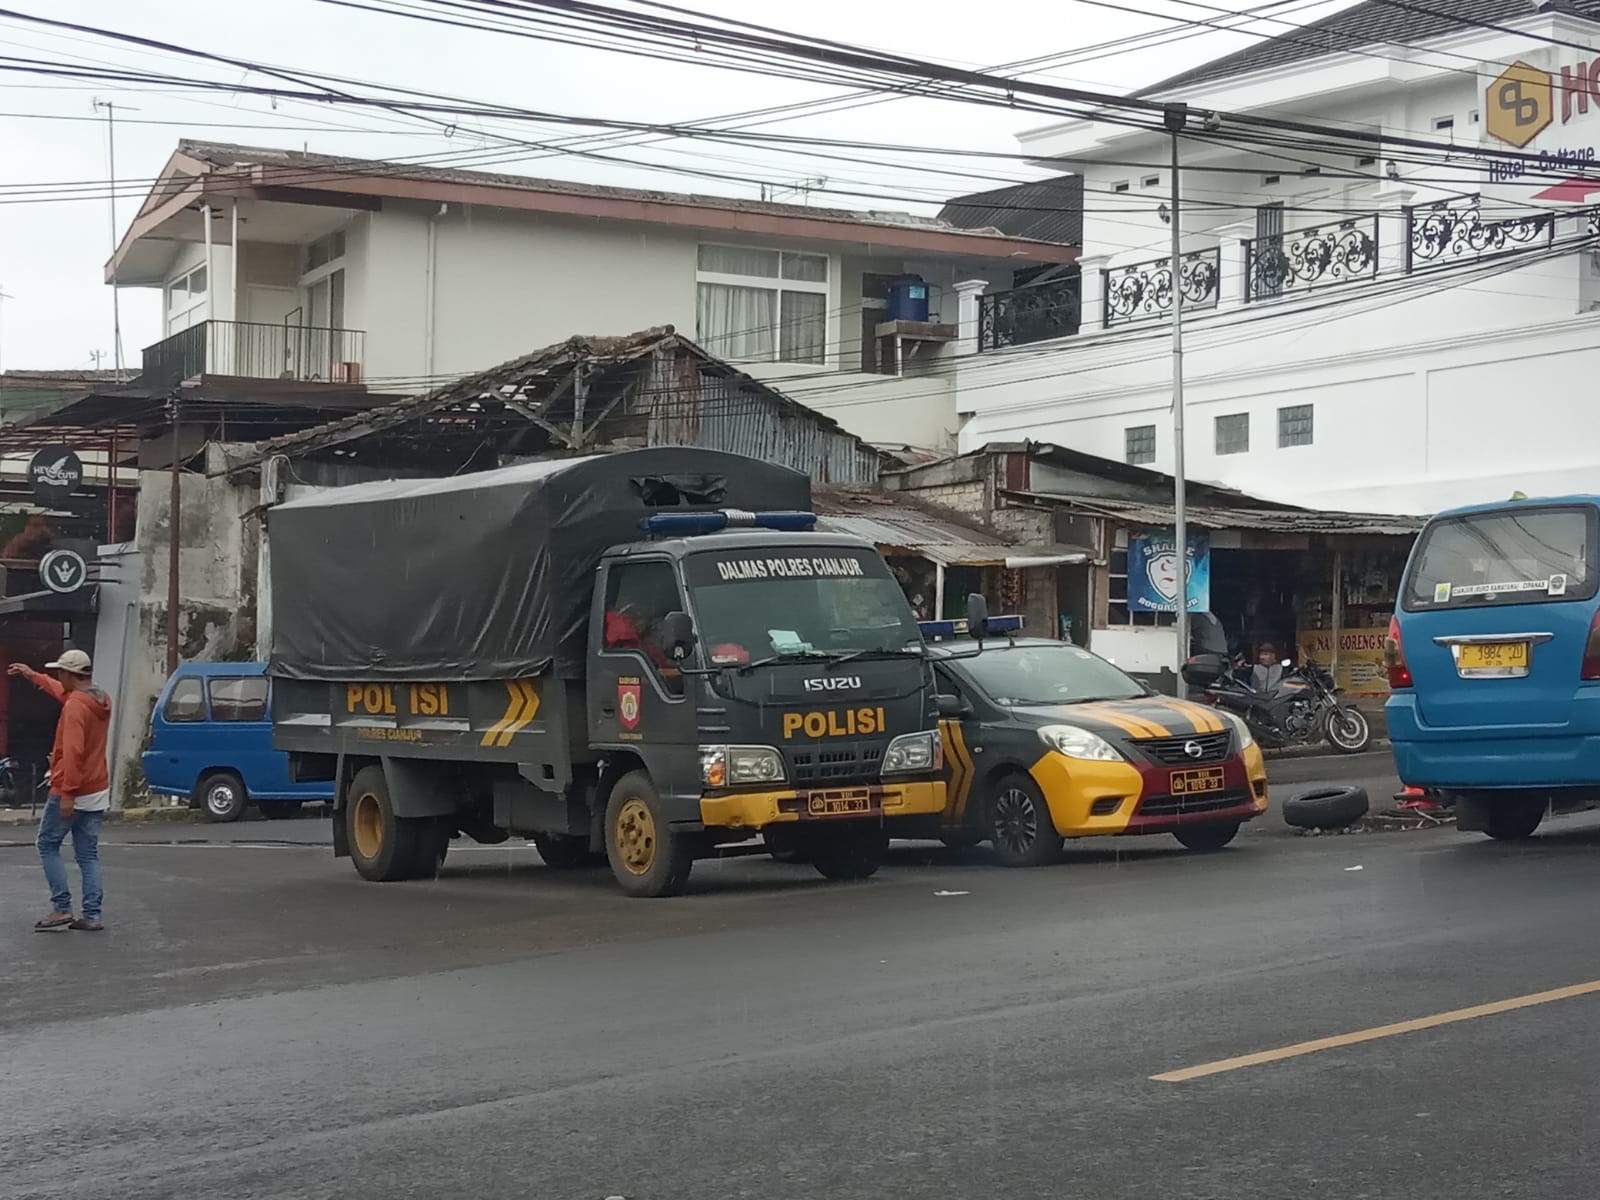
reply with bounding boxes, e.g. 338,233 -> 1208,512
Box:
1299,628 -> 1391,699
1128,528 -> 1210,614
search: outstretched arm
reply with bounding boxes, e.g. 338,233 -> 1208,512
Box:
8,663 -> 65,703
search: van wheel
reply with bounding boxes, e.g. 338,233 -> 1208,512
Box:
345,765 -> 432,882
986,773 -> 1061,867
1485,798 -> 1545,841
198,772 -> 247,823
605,771 -> 694,898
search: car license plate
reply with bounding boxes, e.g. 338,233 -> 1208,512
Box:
804,789 -> 877,817
1170,767 -> 1225,796
1457,641 -> 1530,676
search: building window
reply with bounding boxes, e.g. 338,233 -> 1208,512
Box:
1125,424 -> 1156,465
1356,155 -> 1377,167
696,244 -> 828,364
1278,404 -> 1314,448
304,231 -> 346,272
1434,116 -> 1455,131
1303,166 -> 1322,176
1215,413 -> 1249,455
1262,174 -> 1281,186
1112,180 -> 1130,193
1142,175 -> 1161,189
165,263 -> 209,334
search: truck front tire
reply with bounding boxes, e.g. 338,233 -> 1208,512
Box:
604,771 -> 694,898
346,765 -> 445,882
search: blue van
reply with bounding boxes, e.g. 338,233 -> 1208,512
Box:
143,662 -> 333,822
1387,496 -> 1600,839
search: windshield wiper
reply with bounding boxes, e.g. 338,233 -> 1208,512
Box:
735,650 -> 830,674
824,645 -> 923,669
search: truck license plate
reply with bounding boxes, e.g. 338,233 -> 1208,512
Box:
805,789 -> 877,817
1170,767 -> 1225,795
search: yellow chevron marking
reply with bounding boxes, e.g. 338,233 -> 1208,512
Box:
941,720 -> 977,826
495,678 -> 540,747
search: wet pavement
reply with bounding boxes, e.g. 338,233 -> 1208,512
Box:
4,752 -> 1598,1199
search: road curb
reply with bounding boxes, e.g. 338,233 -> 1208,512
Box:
0,805 -> 201,826
1264,739 -> 1391,762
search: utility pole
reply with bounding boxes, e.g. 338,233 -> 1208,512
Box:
165,390 -> 182,675
94,99 -> 136,381
89,350 -> 105,372
1166,103 -> 1190,682
0,286 -> 13,375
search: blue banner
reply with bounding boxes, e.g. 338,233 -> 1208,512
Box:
1128,528 -> 1210,613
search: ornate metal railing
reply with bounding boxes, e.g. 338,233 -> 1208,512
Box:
1242,216 -> 1378,302
1102,248 -> 1220,326
1405,200 -> 1554,272
978,276 -> 1081,350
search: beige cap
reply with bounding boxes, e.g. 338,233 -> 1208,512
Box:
45,649 -> 92,675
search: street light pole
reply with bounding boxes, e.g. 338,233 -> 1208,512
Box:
94,98 -> 136,381
1166,103 -> 1190,683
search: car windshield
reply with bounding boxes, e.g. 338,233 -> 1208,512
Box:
953,642 -> 1145,705
1404,504 -> 1598,609
683,546 -> 923,662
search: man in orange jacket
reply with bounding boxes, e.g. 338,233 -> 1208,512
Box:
11,649 -> 112,931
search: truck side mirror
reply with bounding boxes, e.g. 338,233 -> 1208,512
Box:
936,693 -> 969,719
661,611 -> 696,661
965,592 -> 990,640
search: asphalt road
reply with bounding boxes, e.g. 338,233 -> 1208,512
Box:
5,752 -> 1599,1200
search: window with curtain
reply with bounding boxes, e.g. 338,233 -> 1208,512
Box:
696,244 -> 828,364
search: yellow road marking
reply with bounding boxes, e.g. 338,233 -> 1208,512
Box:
1151,979 -> 1600,1083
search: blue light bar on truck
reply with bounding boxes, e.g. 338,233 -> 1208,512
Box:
639,510 -> 819,535
918,614 -> 1024,639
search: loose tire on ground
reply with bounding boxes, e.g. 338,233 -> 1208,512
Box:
985,772 -> 1062,868
810,825 -> 888,881
345,765 -> 435,882
1484,797 -> 1545,841
1282,785 -> 1369,830
533,833 -> 606,869
604,771 -> 694,898
1324,706 -> 1373,754
1173,821 -> 1242,851
198,771 -> 247,823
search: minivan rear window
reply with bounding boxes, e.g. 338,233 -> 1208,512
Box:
1403,504 -> 1598,610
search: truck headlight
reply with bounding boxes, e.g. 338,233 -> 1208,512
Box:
881,729 -> 941,776
701,745 -> 785,788
1216,710 -> 1255,750
1037,725 -> 1123,762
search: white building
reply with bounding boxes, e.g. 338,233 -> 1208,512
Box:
954,0 -> 1600,514
108,142 -> 1076,453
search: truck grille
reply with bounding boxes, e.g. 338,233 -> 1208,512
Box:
789,740 -> 885,785
1137,789 -> 1250,818
1134,730 -> 1232,765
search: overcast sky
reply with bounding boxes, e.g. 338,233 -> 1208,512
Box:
0,0 -> 1355,370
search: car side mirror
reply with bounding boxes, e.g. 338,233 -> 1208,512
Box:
936,693 -> 969,719
965,592 -> 990,640
661,611 -> 696,661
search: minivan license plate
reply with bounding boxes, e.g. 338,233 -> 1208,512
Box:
1457,642 -> 1530,676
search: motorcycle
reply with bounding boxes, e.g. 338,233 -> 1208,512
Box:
1182,628 -> 1372,754
0,757 -> 17,808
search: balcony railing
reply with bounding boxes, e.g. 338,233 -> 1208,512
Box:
139,320 -> 365,388
1243,216 -> 1378,302
978,276 -> 1081,350
1103,248 -> 1221,326
1405,200 -> 1554,271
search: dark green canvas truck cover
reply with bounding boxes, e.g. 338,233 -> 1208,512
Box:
267,446 -> 811,683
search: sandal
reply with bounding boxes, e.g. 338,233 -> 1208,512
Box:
34,914 -> 73,931
68,919 -> 104,932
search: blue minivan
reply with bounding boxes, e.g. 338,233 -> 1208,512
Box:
1387,496 -> 1600,839
143,662 -> 333,822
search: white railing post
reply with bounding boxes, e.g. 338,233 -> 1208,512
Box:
954,278 -> 989,355
1077,254 -> 1109,333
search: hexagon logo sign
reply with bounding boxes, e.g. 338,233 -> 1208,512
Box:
1487,60 -> 1553,148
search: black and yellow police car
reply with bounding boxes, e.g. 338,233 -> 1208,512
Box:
913,619 -> 1268,866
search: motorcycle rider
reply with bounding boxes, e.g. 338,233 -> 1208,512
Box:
1249,643 -> 1286,694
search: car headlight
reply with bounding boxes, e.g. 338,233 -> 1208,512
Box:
1216,710 -> 1255,750
1037,724 -> 1124,762
881,729 -> 942,776
701,745 -> 786,788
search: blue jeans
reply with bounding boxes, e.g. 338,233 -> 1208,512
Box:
37,797 -> 103,922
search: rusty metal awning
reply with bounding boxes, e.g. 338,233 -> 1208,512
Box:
815,511 -> 1089,568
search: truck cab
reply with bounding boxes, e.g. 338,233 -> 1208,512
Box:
584,520 -> 943,892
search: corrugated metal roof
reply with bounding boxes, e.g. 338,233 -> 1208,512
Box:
1139,1 -> 1600,97
1026,492 -> 1424,536
815,492 -> 1090,565
938,176 -> 1083,248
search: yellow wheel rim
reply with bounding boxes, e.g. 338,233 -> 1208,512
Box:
614,796 -> 657,876
352,791 -> 384,860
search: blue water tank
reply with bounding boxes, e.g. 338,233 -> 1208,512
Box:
886,277 -> 930,323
